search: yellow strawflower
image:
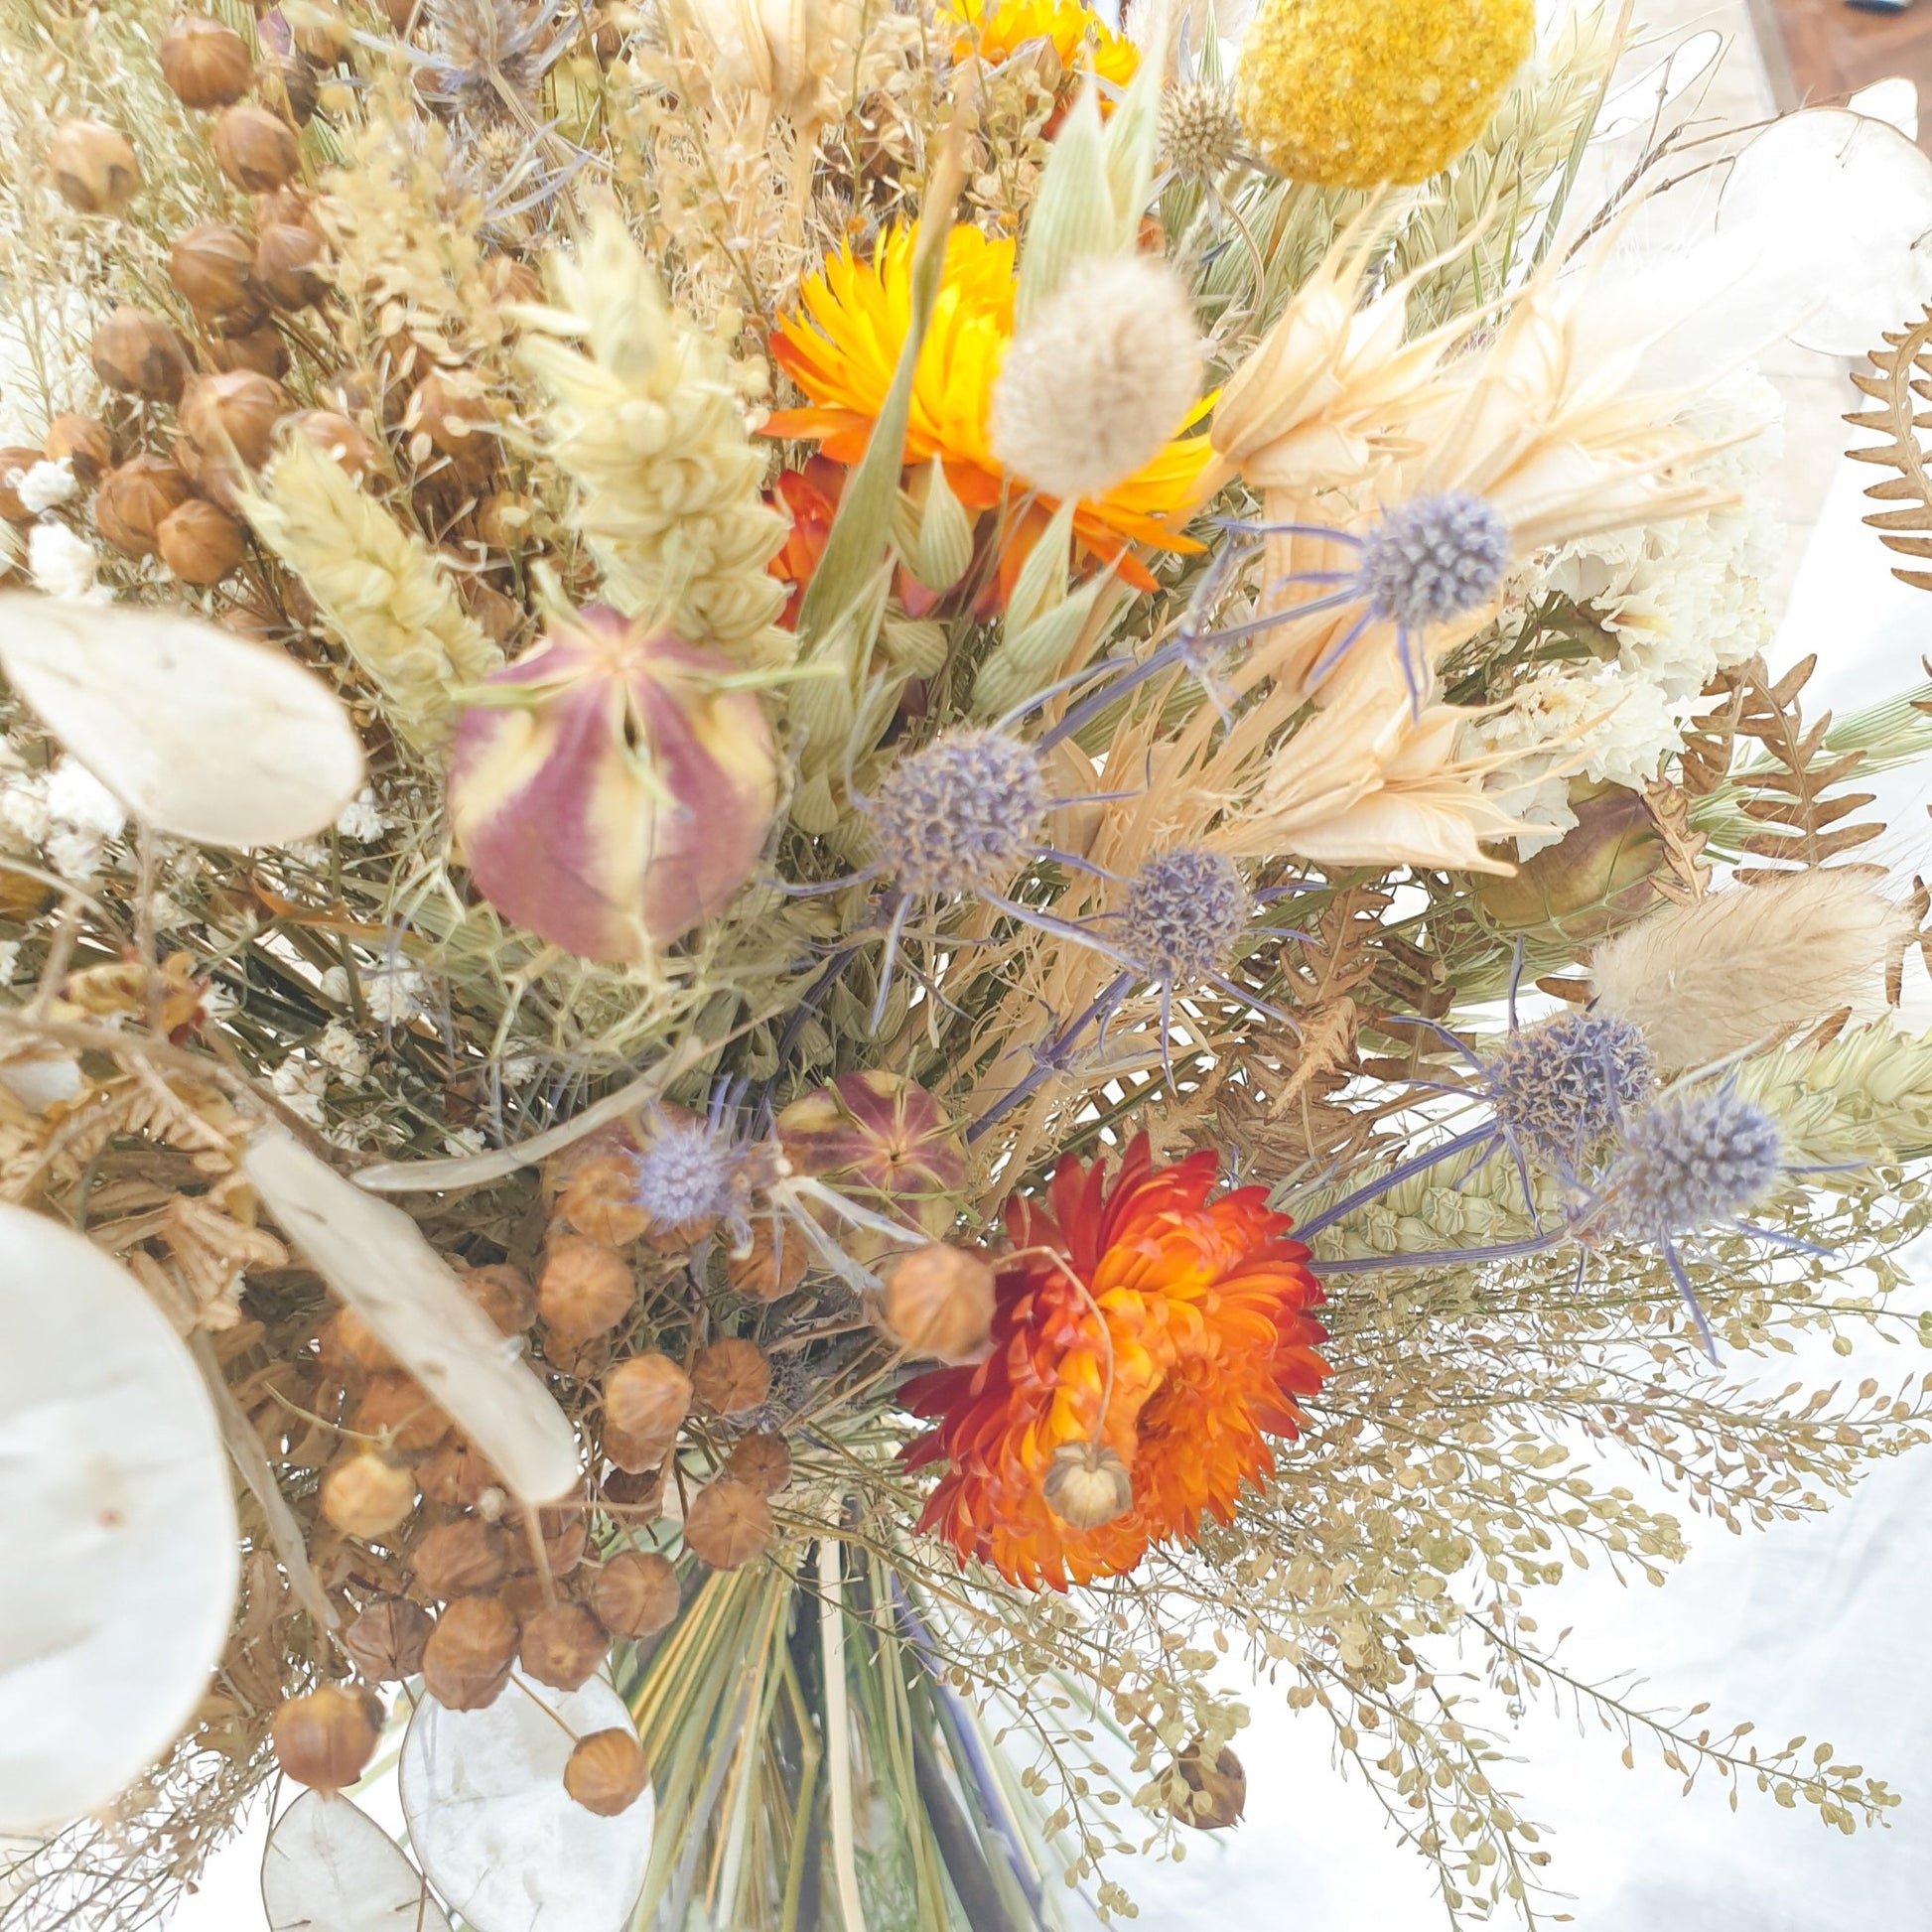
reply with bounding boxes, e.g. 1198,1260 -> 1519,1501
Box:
1236,0 -> 1534,189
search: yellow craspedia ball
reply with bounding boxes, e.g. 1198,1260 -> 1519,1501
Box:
1235,0 -> 1535,190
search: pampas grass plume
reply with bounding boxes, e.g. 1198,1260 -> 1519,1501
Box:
1590,871 -> 1909,1066
990,255 -> 1202,505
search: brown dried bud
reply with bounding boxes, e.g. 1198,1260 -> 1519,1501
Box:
319,1308 -> 394,1375
539,1236 -> 634,1339
257,51 -> 320,125
691,1338 -> 769,1418
291,3 -> 350,63
409,368 -> 494,466
599,1421 -> 668,1474
208,327 -> 291,380
495,1571 -> 548,1622
724,1219 -> 809,1304
177,368 -> 291,505
291,408 -> 375,479
158,497 -> 247,584
255,222 -> 328,309
92,456 -> 193,557
564,1727 -> 650,1817
410,1518 -> 507,1599
517,1601 -> 608,1691
45,414 -> 111,487
724,1430 -> 790,1496
418,1441 -> 500,1509
272,1684 -> 379,1790
421,1593 -> 517,1710
48,119 -> 140,214
159,15 -> 255,108
91,308 -> 190,403
881,1245 -> 995,1365
604,1351 -> 691,1447
1042,1442 -> 1133,1531
212,104 -> 300,194
588,1550 -> 680,1639
354,1370 -> 452,1453
0,450 -> 43,525
1174,1740 -> 1246,1831
601,1464 -> 664,1514
343,1595 -> 433,1681
513,1504 -> 588,1578
557,1153 -> 650,1246
321,1451 -> 417,1539
681,1479 -> 772,1571
170,223 -> 261,326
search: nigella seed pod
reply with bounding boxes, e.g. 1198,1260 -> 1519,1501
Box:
564,1728 -> 650,1816
158,14 -> 256,109
48,119 -> 141,214
448,607 -> 780,961
1173,1739 -> 1247,1831
1042,1442 -> 1133,1531
272,1685 -> 380,1790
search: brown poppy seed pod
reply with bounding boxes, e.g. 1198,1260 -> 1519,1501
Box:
169,222 -> 260,326
691,1339 -> 770,1419
177,369 -> 291,501
588,1550 -> 680,1639
602,1464 -> 665,1513
881,1244 -> 996,1365
410,1518 -> 507,1599
409,368 -> 494,465
254,222 -> 328,309
159,14 -> 255,108
420,1593 -> 517,1710
0,450 -> 43,525
158,497 -> 247,585
460,1260 -> 538,1335
539,1236 -> 634,1339
271,1684 -> 380,1790
320,1307 -> 394,1375
212,104 -> 300,194
1042,1442 -> 1133,1532
44,414 -> 111,487
47,119 -> 141,215
321,1451 -> 417,1539
517,1601 -> 608,1692
418,1441 -> 499,1510
557,1153 -> 650,1247
354,1370 -> 453,1453
92,456 -> 193,557
538,1508 -> 589,1577
724,1220 -> 809,1304
207,326 -> 291,380
258,51 -> 320,125
724,1431 -> 791,1497
1174,1740 -> 1247,1831
603,1351 -> 692,1445
564,1728 -> 650,1817
343,1596 -> 434,1681
291,407 -> 375,479
495,1571 -> 548,1623
600,1420 -> 672,1475
91,307 -> 190,403
681,1479 -> 772,1571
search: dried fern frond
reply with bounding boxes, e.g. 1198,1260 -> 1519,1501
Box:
1846,306 -> 1932,593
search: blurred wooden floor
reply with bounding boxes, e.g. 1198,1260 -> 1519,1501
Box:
1749,0 -> 1932,145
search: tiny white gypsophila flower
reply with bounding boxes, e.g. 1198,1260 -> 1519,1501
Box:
200,981 -> 237,1022
363,966 -> 428,1026
318,965 -> 351,1004
27,520 -> 102,602
46,758 -> 126,841
498,1053 -> 540,1084
444,1127 -> 485,1158
145,891 -> 193,931
0,770 -> 51,851
316,1021 -> 371,1080
270,1052 -> 329,1123
18,459 -> 76,514
335,789 -> 389,842
991,254 -> 1203,504
46,827 -> 102,880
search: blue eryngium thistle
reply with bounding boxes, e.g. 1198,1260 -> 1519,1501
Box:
629,1117 -> 738,1230
1120,847 -> 1248,984
866,729 -> 1047,897
1356,493 -> 1513,634
1482,1011 -> 1654,1169
1603,1087 -> 1785,1240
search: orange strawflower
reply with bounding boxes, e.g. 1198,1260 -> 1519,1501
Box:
943,0 -> 1140,95
902,1137 -> 1328,1589
760,223 -> 1213,608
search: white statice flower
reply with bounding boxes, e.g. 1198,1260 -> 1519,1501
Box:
1462,664 -> 1686,859
335,788 -> 390,843
318,964 -> 351,1004
270,1051 -> 329,1124
498,1053 -> 540,1086
0,767 -> 50,852
277,838 -> 332,870
443,1127 -> 486,1158
28,520 -> 105,603
1520,368 -> 1783,701
316,1021 -> 371,1080
363,964 -> 428,1026
18,459 -> 76,514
